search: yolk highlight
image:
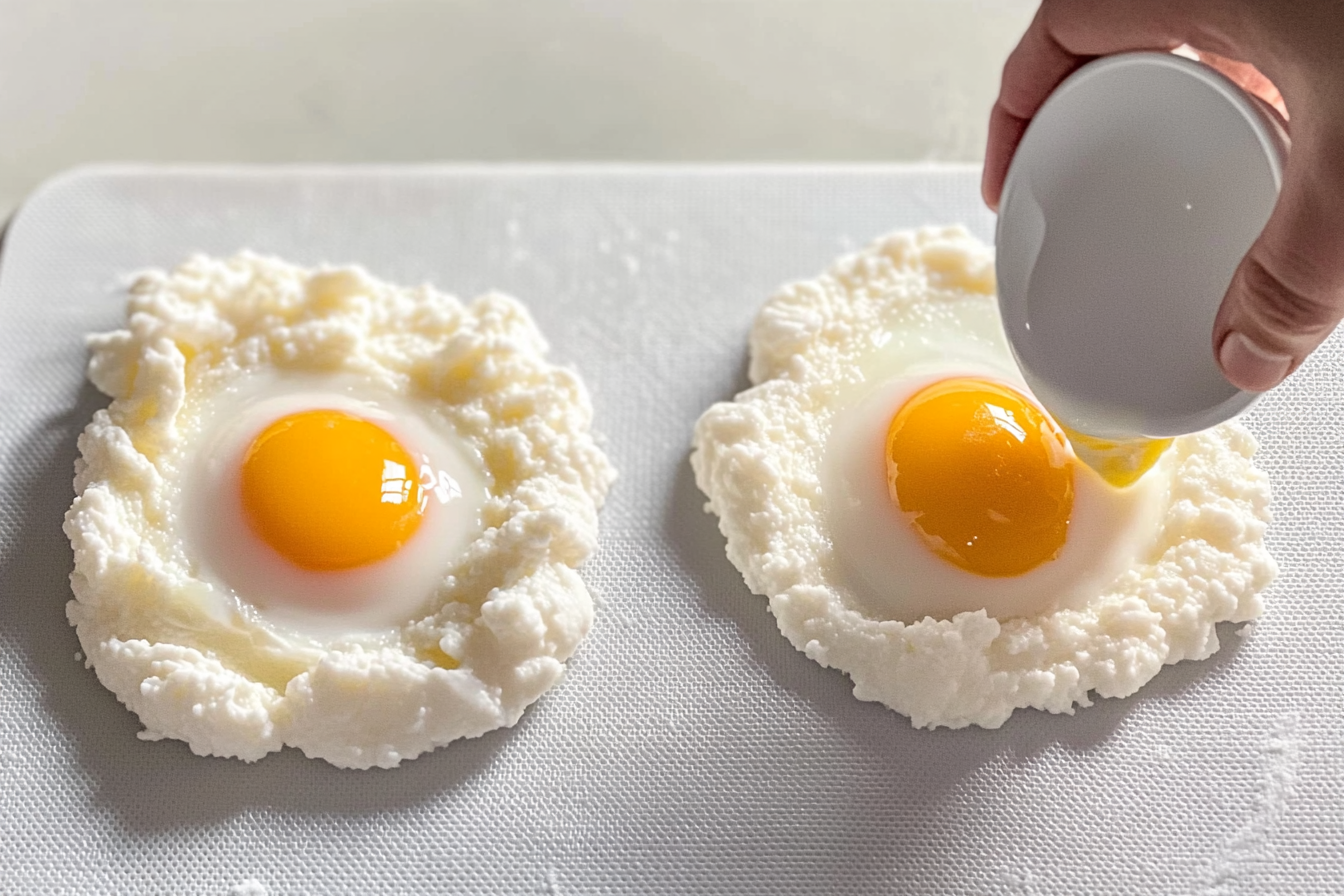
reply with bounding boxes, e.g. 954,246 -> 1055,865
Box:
885,378 -> 1074,577
240,410 -> 423,571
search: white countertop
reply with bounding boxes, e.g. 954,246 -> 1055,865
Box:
0,0 -> 1035,213
4,163 -> 1334,896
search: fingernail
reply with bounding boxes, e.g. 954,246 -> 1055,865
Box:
1218,331 -> 1292,392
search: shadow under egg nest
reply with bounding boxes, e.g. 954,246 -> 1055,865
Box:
0,380 -> 521,832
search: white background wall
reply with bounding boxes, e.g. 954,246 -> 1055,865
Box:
0,0 -> 1037,214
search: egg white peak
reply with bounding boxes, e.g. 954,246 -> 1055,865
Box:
66,253 -> 616,768
691,226 -> 1275,729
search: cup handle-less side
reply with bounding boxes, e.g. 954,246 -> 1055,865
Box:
994,180 -> 1046,381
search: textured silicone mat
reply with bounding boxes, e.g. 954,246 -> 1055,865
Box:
0,165 -> 1339,895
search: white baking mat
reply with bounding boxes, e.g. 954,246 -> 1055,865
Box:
0,165 -> 1338,895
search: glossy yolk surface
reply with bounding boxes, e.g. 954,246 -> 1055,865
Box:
240,410 -> 423,571
885,378 -> 1075,577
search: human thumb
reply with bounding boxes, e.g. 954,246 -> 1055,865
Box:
1214,138 -> 1344,392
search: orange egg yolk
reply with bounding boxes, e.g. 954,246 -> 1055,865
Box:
240,410 -> 424,571
885,378 -> 1075,577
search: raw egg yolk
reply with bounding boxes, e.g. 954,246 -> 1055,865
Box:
240,410 -> 423,571
1060,424 -> 1173,489
885,378 -> 1074,577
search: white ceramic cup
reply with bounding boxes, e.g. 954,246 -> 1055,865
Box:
996,51 -> 1289,439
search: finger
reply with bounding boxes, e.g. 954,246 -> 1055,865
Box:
1195,49 -> 1289,121
983,0 -> 1188,209
983,104 -> 1032,210
1043,0 -> 1201,56
1213,131 -> 1344,391
983,5 -> 1086,209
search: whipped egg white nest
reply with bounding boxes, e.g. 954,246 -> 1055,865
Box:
691,226 -> 1277,729
65,253 -> 615,769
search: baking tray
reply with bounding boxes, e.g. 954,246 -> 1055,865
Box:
0,165 -> 1338,895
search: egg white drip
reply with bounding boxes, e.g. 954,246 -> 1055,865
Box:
823,338 -> 1166,624
183,372 -> 487,635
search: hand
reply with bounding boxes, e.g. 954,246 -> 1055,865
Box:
983,0 -> 1344,392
